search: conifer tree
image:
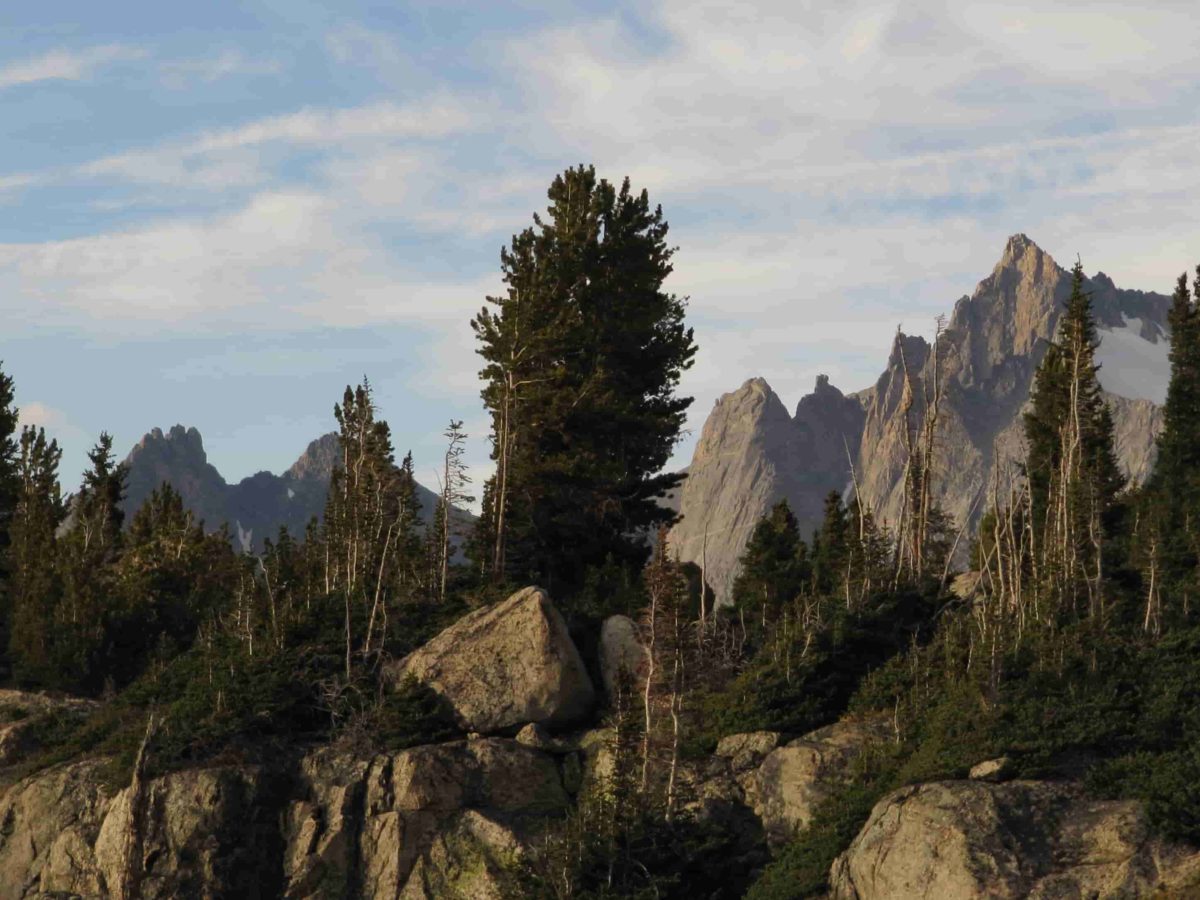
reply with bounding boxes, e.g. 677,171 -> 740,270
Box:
393,451 -> 424,592
812,491 -> 851,596
472,165 -> 697,596
0,364 -> 20,668
1132,267 -> 1200,628
434,420 -> 472,603
732,500 -> 809,628
323,381 -> 422,673
8,427 -> 65,685
53,433 -> 129,688
107,482 -> 239,687
1024,261 -> 1124,619
75,432 -> 127,553
466,478 -> 497,582
0,364 -> 17,564
1150,271 -> 1200,495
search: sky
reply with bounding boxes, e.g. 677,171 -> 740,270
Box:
3,1 -> 1199,498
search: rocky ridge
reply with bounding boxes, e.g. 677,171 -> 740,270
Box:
670,235 -> 1171,603
122,427 -> 452,553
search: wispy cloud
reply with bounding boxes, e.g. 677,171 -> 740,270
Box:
0,44 -> 143,91
74,95 -> 478,191
0,173 -> 40,194
16,401 -> 90,454
159,49 -> 283,88
191,97 -> 473,153
18,400 -> 70,430
326,23 -> 404,69
3,0 -> 1199,480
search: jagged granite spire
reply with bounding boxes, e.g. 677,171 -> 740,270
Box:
672,235 -> 1170,605
668,375 -> 866,604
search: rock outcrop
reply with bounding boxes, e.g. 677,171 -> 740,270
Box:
672,235 -> 1173,604
598,614 -> 648,697
285,738 -> 568,898
0,760 -> 284,898
753,716 -> 891,843
0,759 -> 115,896
398,809 -> 524,899
830,779 -> 1200,899
390,587 -> 595,734
0,736 -> 570,899
0,690 -> 99,766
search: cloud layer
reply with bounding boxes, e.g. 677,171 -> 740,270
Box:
1,1 -> 1197,485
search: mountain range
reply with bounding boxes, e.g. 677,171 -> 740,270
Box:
121,426 -> 447,552
668,234 -> 1171,604
119,236 -> 1170,591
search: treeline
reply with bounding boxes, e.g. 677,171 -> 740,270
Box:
0,165 -> 700,778
0,377 -> 476,696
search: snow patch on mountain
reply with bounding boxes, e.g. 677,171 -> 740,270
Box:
1096,315 -> 1170,404
236,521 -> 253,554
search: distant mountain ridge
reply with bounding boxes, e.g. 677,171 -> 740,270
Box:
121,426 -> 446,552
669,235 -> 1171,604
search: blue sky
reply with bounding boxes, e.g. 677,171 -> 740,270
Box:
3,2 -> 1198,496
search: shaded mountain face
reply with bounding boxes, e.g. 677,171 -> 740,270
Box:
122,427 -> 446,552
667,376 -> 866,603
671,235 -> 1170,604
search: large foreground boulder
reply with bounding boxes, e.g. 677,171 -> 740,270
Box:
830,779 -> 1200,899
754,715 -> 891,843
390,586 -> 594,734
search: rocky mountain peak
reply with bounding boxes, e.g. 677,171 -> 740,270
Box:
135,424 -> 208,463
885,331 -> 931,372
285,432 -> 339,483
122,426 -> 464,554
728,376 -> 788,415
672,235 -> 1173,605
692,378 -> 791,456
795,374 -> 865,448
993,233 -> 1060,288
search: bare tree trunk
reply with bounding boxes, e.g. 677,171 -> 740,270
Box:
641,587 -> 658,794
699,522 -> 709,637
344,590 -> 352,680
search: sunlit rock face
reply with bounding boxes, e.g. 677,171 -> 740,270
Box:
671,235 -> 1171,604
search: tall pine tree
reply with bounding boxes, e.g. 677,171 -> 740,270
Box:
1023,260 -> 1124,619
472,166 -> 697,596
52,433 -> 129,690
732,500 -> 809,626
1141,267 -> 1200,624
0,364 -> 20,669
323,382 -> 423,674
8,427 -> 65,685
